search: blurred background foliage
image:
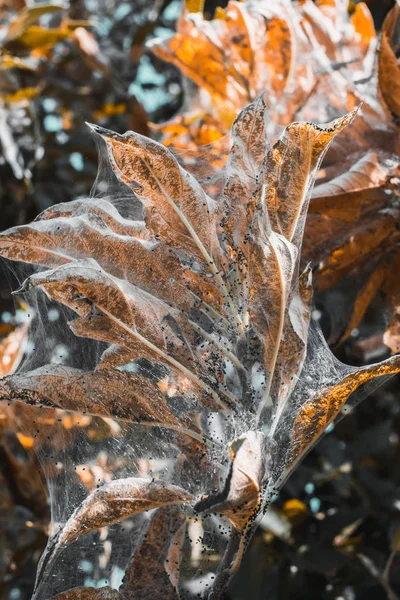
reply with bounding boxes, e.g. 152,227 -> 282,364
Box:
0,0 -> 400,599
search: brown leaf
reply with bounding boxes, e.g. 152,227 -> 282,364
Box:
148,0 -> 399,358
52,587 -> 121,600
0,76 -> 393,598
195,431 -> 266,531
120,506 -> 185,600
257,13 -> 292,96
0,365 -> 204,442
149,0 -> 310,129
70,315 -> 161,368
88,125 -> 221,264
36,481 -> 188,591
248,213 -> 297,397
56,477 -> 191,547
16,260 -> 235,412
0,212 -> 192,309
312,211 -> 398,292
149,11 -> 246,124
35,197 -> 147,238
248,112 -> 355,419
89,125 -> 248,334
337,263 -> 385,344
288,355 -> 400,468
268,265 -> 313,414
165,512 -> 187,590
262,110 -> 358,244
222,92 -> 269,263
311,152 -> 399,222
378,2 -> 400,123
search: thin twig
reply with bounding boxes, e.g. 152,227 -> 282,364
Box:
383,547 -> 398,583
358,553 -> 400,600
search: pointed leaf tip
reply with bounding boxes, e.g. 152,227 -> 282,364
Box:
329,105 -> 360,132
86,122 -> 124,140
12,280 -> 31,295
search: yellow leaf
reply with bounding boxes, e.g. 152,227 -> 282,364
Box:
185,0 -> 204,13
282,499 -> 308,523
18,25 -> 70,49
350,2 -> 375,44
94,103 -> 127,120
5,87 -> 39,103
214,7 -> 227,19
6,3 -> 63,43
0,54 -> 34,70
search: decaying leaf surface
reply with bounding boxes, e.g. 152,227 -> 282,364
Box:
195,431 -> 266,531
150,0 -> 400,349
378,1 -> 400,123
1,87 -> 400,599
120,506 -> 185,600
56,477 -> 192,547
51,588 -> 122,600
89,124 -> 221,265
149,0 -> 376,138
36,478 -> 192,586
149,0 -> 316,130
0,365 -> 204,442
288,355 -> 400,470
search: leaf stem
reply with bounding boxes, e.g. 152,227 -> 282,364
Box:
207,528 -> 245,600
142,157 -> 245,336
100,306 -> 234,414
189,320 -> 245,372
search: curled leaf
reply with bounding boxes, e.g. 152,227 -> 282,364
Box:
195,431 -> 266,531
288,355 -> 400,468
56,477 -> 192,547
0,365 -> 205,444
